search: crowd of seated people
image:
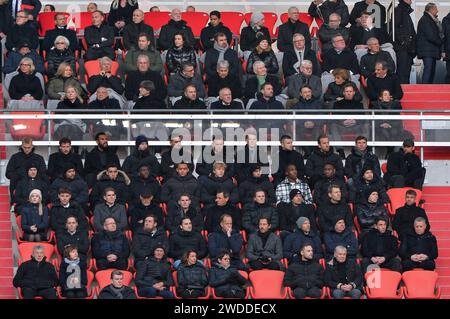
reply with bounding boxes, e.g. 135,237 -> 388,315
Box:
10,129 -> 435,299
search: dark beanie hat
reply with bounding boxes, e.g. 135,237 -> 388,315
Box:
289,189 -> 303,201
135,135 -> 148,147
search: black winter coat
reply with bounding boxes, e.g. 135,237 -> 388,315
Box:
349,173 -> 388,205
247,49 -> 279,75
350,1 -> 387,29
273,147 -> 306,183
122,22 -> 155,50
56,229 -> 90,257
177,263 -> 208,290
244,74 -> 282,100
200,22 -> 233,50
416,12 -> 443,59
318,25 -> 350,52
125,70 -> 167,104
50,175 -> 88,206
14,176 -> 49,209
278,202 -> 317,233
355,201 -> 389,230
344,147 -> 381,180
98,284 -> 136,299
158,20 -> 195,51
240,26 -> 272,52
122,148 -> 161,179
282,47 -> 320,78
324,258 -> 363,289
135,256 -> 173,288
349,26 -> 389,49
84,23 -> 115,49
204,203 -> 242,233
132,227 -> 168,262
361,228 -> 398,261
283,259 -> 324,289
277,20 -> 311,52
283,229 -> 323,262
392,0 -> 416,54
313,175 -> 348,206
384,150 -> 425,187
204,47 -> 240,79
318,200 -> 353,233
13,257 -> 58,289
5,21 -> 39,51
161,174 -> 200,206
238,175 -> 276,206
46,48 -> 76,78
21,203 -> 49,235
305,147 -> 344,181
208,264 -> 246,292
42,27 -> 78,52
173,96 -> 206,109
166,205 -> 204,234
50,201 -> 89,233
308,0 -> 349,26
92,230 -> 130,260
242,202 -> 279,233
249,93 -> 284,110
84,147 -> 120,180
8,71 -> 43,100
366,73 -> 403,101
129,202 -> 164,231
129,175 -> 162,206
160,147 -> 195,178
200,175 -> 239,206
360,50 -> 396,78
208,229 -> 243,260
107,1 -> 137,26
443,13 -> 450,56
399,231 -> 438,261
0,4 -> 12,36
166,46 -> 197,75
90,170 -> 130,206
393,204 -> 430,239
206,73 -> 242,99
133,94 -> 167,109
324,81 -> 362,102
47,150 -> 83,181
88,97 -> 121,110
87,74 -> 124,95
195,147 -> 236,178
324,229 -> 359,260
321,48 -> 359,74
6,148 -> 47,187
168,228 -> 207,260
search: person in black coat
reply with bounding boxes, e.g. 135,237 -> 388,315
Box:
247,35 -> 279,75
88,86 -> 121,109
84,132 -> 121,188
248,87 -> 284,110
168,218 -> 208,263
8,67 -> 43,101
209,252 -> 247,298
209,90 -> 244,111
416,4 -> 444,84
6,139 -> 47,202
135,245 -> 174,298
349,12 -> 389,50
166,33 -> 197,76
176,250 -> 209,298
107,0 -> 138,36
172,85 -> 206,109
283,243 -> 324,299
14,162 -> 49,212
5,12 -> 38,51
317,186 -> 353,233
240,12 -> 272,53
2,43 -> 43,75
84,11 -> 115,61
272,135 -> 306,185
128,164 -> 161,206
87,60 -> 124,95
443,12 -> 450,83
206,60 -> 242,98
323,69 -> 363,106
200,11 -> 233,51
238,164 -> 276,206
282,33 -> 320,78
244,61 -> 282,100
400,217 -> 438,271
122,135 -> 161,179
47,138 -> 84,182
204,191 -> 242,232
277,7 -> 311,52
132,215 -> 169,266
13,246 -> 58,299
204,32 -> 240,80
55,215 -> 90,260
318,14 -> 350,52
283,216 -> 323,263
158,9 -> 195,50
366,61 -> 403,102
383,139 -> 425,189
324,245 -> 363,299
166,194 -> 204,234
350,0 -> 387,30
128,191 -> 164,231
344,135 -> 381,181
98,270 -> 137,299
42,13 -> 78,52
391,0 -> 417,84
349,166 -> 388,205
50,189 -> 89,233
393,189 -> 430,240
361,217 -> 401,273
359,38 -> 396,78
59,245 -> 88,298
125,56 -> 167,104
313,163 -> 348,207
242,190 -> 279,234
160,136 -> 195,179
50,164 -> 88,208
305,135 -> 344,187
0,1 -> 12,43
196,136 -> 236,181
278,191 -> 318,235
9,0 -> 41,19
322,45 -> 360,75
122,8 -> 155,50
354,189 -> 389,233
20,189 -> 49,242
91,217 -> 130,270
200,162 -> 239,207
309,0 -> 350,27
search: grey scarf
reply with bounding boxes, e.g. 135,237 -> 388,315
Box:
214,42 -> 229,64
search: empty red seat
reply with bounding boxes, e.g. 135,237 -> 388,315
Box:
220,12 -> 245,36
71,12 -> 93,35
182,12 -> 209,37
402,270 -> 441,299
10,112 -> 47,141
248,270 -> 287,299
364,269 -> 403,299
143,12 -> 171,34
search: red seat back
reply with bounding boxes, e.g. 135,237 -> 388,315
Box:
220,12 -> 245,36
182,12 -> 209,37
71,12 -> 94,35
10,112 -> 47,141
18,242 -> 54,262
143,12 -> 171,35
95,269 -> 133,290
387,187 -> 422,215
249,270 -> 286,298
402,270 -> 439,298
365,270 -> 402,298
243,12 -> 278,38
37,12 -> 71,37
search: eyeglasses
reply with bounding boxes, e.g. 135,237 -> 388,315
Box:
55,42 -> 66,45
20,64 -> 31,66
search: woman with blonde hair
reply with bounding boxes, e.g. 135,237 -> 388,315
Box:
246,35 -> 279,75
55,85 -> 86,140
47,62 -> 85,100
8,57 -> 43,102
323,68 -> 362,105
20,189 -> 49,242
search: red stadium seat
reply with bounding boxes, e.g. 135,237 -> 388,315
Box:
10,112 -> 47,141
15,215 -> 55,245
182,12 -> 209,37
57,270 -> 95,299
95,269 -> 133,290
172,270 -> 211,299
381,162 -> 387,174
71,12 -> 94,35
243,12 -> 278,38
18,242 -> 54,263
84,59 -> 120,84
402,270 -> 441,299
386,187 -> 423,215
143,12 -> 171,34
364,269 -> 403,299
248,270 -> 288,299
37,12 -> 71,37
287,287 -> 327,299
220,12 -> 245,36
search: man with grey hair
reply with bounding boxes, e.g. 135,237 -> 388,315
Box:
168,62 -> 206,99
400,216 -> 438,271
324,245 -> 363,299
277,6 -> 311,52
84,10 -> 115,61
13,245 -> 59,299
158,8 -> 195,50
287,60 -> 322,100
87,56 -> 124,95
417,2 -> 444,84
210,87 -> 244,110
318,13 -> 350,51
244,61 -> 281,100
282,33 -> 319,78
207,60 -> 242,99
42,12 -> 78,52
123,9 -> 155,51
360,37 -> 396,77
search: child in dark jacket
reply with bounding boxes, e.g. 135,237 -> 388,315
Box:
59,245 -> 88,298
21,189 -> 49,242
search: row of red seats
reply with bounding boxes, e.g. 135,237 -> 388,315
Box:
36,11 -> 323,38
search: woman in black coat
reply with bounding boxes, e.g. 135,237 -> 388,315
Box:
166,32 -> 197,75
247,36 -> 279,75
46,35 -> 76,79
323,69 -> 362,105
59,245 -> 88,298
240,13 -> 271,53
107,0 -> 139,36
177,250 -> 209,298
134,246 -> 174,298
8,57 -> 43,101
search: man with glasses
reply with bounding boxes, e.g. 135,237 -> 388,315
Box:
287,60 -> 322,100
277,6 -> 311,52
84,10 -> 115,61
42,12 -> 77,52
168,62 -> 206,101
318,13 -> 350,51
283,33 -> 320,78
5,9 -> 38,52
